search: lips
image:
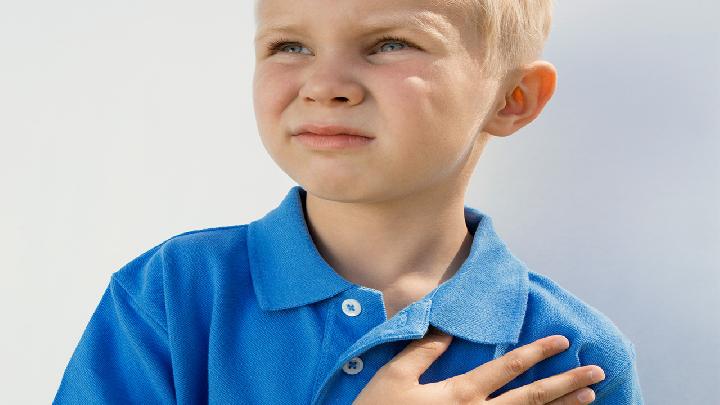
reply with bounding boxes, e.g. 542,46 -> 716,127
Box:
293,123 -> 374,139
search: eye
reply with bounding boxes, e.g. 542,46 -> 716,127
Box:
265,35 -> 419,56
266,38 -> 310,55
374,35 -> 417,53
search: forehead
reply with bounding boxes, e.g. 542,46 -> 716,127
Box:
254,0 -> 472,39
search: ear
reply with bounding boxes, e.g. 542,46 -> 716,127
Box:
483,60 -> 557,137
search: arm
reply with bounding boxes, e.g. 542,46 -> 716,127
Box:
54,248 -> 175,404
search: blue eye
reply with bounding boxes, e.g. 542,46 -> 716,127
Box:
267,39 -> 310,55
265,35 -> 417,56
375,36 -> 414,53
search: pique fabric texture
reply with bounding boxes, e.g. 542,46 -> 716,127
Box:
54,185 -> 644,404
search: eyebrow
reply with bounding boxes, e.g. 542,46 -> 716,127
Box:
254,12 -> 449,44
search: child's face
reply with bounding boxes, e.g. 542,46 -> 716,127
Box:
253,0 -> 503,199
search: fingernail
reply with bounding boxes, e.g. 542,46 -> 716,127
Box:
588,367 -> 605,382
577,388 -> 595,403
554,336 -> 569,349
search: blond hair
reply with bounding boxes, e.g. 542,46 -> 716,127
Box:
459,0 -> 554,78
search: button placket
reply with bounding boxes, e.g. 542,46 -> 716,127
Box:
311,300 -> 433,405
340,299 -> 364,375
311,289 -> 387,404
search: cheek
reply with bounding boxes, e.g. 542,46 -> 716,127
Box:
378,64 -> 468,150
252,65 -> 299,168
253,64 -> 297,124
374,61 -> 485,182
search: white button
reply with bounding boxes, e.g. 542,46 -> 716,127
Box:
342,356 -> 364,375
341,298 -> 362,317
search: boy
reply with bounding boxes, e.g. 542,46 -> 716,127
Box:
54,0 -> 644,404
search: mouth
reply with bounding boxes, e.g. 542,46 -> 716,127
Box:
291,123 -> 375,150
292,123 -> 375,139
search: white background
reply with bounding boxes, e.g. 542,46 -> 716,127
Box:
1,0 -> 718,403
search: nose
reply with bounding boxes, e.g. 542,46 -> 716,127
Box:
298,57 -> 365,107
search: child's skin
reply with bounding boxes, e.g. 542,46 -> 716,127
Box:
253,0 -> 602,403
354,330 -> 605,404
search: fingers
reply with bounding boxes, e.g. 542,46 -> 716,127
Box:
546,388 -> 596,405
454,335 -> 570,397
493,365 -> 605,405
379,327 -> 454,381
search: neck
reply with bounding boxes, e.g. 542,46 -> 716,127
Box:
302,184 -> 474,295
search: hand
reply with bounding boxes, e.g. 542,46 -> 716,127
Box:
353,329 -> 605,405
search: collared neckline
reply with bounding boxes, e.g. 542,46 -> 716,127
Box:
247,185 -> 529,345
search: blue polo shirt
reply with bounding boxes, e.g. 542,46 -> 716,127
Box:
54,185 -> 644,404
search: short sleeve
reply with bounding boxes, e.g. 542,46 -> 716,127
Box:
593,344 -> 644,404
53,245 -> 176,404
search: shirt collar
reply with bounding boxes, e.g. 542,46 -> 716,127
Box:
247,185 -> 529,345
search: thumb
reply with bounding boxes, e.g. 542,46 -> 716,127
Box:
382,327 -> 454,380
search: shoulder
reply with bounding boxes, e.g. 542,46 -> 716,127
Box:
110,224 -> 251,327
113,224 -> 249,281
165,224 -> 250,264
160,223 -> 249,254
522,271 -> 639,398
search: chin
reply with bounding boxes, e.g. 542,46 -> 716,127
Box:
295,176 -> 376,204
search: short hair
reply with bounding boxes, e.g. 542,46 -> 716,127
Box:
459,0 -> 554,78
